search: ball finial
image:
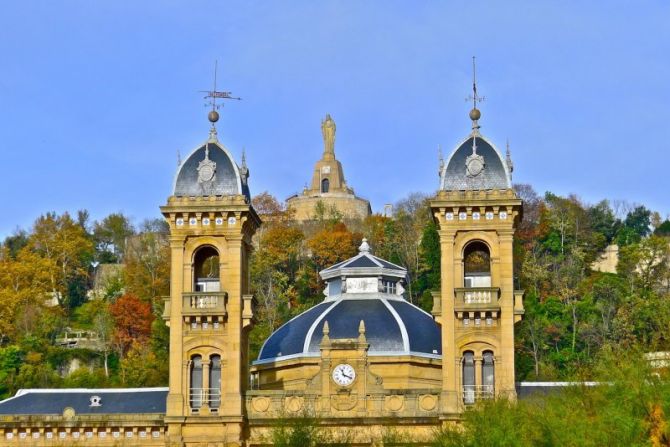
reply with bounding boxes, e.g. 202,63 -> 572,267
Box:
469,107 -> 481,122
208,110 -> 220,123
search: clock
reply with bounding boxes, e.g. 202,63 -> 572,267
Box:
332,363 -> 356,387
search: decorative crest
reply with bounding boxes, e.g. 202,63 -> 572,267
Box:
197,142 -> 217,186
200,60 -> 241,135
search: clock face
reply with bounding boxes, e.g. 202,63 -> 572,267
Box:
332,363 -> 356,387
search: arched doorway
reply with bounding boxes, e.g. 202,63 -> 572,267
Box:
193,246 -> 220,292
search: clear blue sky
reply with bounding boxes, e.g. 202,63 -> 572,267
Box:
1,1 -> 668,237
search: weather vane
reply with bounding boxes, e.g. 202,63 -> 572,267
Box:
201,60 -> 241,128
466,56 -> 485,109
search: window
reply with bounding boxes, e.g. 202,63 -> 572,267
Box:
462,351 -> 475,404
383,280 -> 396,294
482,351 -> 495,397
193,246 -> 220,292
464,241 -> 491,288
321,178 -> 330,193
190,355 -> 203,410
209,355 -> 221,410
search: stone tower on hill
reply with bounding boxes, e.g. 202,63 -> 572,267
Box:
286,114 -> 371,221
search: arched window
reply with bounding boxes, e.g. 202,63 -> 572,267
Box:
321,178 -> 330,193
463,241 -> 491,288
462,351 -> 475,404
209,355 -> 221,409
190,355 -> 203,410
482,351 -> 495,398
194,246 -> 220,292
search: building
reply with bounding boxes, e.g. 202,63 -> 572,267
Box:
286,114 -> 371,221
0,71 -> 525,445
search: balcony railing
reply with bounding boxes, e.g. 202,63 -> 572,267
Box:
182,292 -> 227,316
454,287 -> 500,311
189,388 -> 221,410
462,385 -> 494,405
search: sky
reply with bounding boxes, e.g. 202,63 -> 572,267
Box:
0,1 -> 669,238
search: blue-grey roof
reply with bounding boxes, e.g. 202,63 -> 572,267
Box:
440,134 -> 512,191
256,297 -> 441,363
173,140 -> 250,200
0,388 -> 168,415
320,246 -> 407,281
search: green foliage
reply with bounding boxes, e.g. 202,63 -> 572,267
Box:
434,349 -> 670,446
269,413 -> 346,446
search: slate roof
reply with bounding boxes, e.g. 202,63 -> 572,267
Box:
257,244 -> 441,364
173,140 -> 250,200
440,134 -> 512,191
0,388 -> 168,415
320,246 -> 407,281
256,296 -> 442,363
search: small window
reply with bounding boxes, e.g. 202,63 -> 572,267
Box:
209,355 -> 221,410
482,351 -> 495,395
383,280 -> 397,295
462,351 -> 475,404
321,178 -> 330,193
190,355 -> 203,409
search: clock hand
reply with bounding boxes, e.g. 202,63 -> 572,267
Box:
342,372 -> 352,379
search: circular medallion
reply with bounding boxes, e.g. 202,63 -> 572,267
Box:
332,363 -> 356,387
466,157 -> 485,177
198,164 -> 215,183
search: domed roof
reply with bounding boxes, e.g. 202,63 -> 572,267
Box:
256,240 -> 442,364
440,134 -> 512,191
173,135 -> 250,200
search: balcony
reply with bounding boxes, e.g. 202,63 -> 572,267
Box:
189,388 -> 221,412
462,385 -> 494,405
454,287 -> 500,312
182,292 -> 227,316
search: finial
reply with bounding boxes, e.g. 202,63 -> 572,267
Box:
438,144 -> 444,177
201,60 -> 241,134
466,56 -> 485,133
177,150 -> 181,166
506,139 -> 514,177
358,320 -> 366,335
359,238 -> 371,253
323,321 -> 330,335
239,147 -> 249,181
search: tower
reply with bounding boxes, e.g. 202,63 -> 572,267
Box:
430,59 -> 524,417
286,114 -> 371,221
161,82 -> 260,445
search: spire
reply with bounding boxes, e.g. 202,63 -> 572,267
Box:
438,144 -> 444,177
321,114 -> 336,161
506,139 -> 514,179
240,147 -> 249,181
201,60 -> 240,140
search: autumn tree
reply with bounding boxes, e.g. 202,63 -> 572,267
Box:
110,293 -> 153,357
0,247 -> 56,343
28,212 -> 94,309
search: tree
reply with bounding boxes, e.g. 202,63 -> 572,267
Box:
0,247 -> 55,343
28,212 -> 94,309
109,293 -> 153,357
93,212 -> 135,263
617,206 -> 652,246
124,230 -> 170,303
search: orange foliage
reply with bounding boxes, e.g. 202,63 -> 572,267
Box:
110,293 -> 153,356
307,222 -> 359,271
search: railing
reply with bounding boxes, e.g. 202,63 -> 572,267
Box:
462,385 -> 494,405
189,388 -> 221,410
454,287 -> 500,310
182,292 -> 227,316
